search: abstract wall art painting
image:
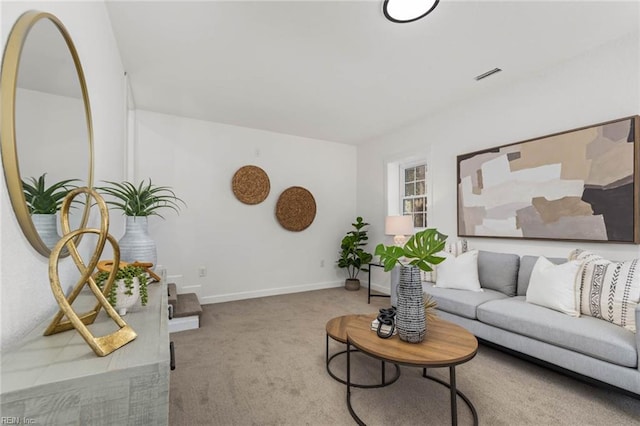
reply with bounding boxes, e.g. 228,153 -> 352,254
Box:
457,116 -> 640,243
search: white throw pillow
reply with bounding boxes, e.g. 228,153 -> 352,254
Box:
422,239 -> 469,282
526,257 -> 582,317
435,250 -> 482,291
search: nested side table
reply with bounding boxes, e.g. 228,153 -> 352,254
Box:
325,314 -> 400,388
345,315 -> 479,426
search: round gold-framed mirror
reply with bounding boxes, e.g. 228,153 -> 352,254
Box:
1,10 -> 94,257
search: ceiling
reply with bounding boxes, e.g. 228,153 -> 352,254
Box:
105,1 -> 639,145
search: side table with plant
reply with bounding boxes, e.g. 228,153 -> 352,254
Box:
375,228 -> 447,342
337,216 -> 373,291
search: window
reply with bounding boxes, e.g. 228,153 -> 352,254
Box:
401,163 -> 427,228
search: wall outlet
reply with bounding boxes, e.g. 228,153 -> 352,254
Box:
198,266 -> 207,277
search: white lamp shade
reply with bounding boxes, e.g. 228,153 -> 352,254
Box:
385,215 -> 414,236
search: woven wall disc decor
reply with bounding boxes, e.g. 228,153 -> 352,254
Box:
276,186 -> 316,232
232,165 -> 270,204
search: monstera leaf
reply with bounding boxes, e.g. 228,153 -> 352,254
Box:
375,228 -> 448,272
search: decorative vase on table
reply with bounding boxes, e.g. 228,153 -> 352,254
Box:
32,213 -> 60,250
396,265 -> 426,343
118,216 -> 157,269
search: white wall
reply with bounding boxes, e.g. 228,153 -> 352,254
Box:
133,110 -> 357,303
359,32 -> 640,290
1,2 -> 127,349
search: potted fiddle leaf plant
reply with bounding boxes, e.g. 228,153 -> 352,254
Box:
95,263 -> 149,316
22,173 -> 79,249
375,228 -> 447,343
96,179 -> 186,268
337,216 -> 373,291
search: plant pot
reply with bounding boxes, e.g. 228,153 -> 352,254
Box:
118,216 -> 157,269
396,265 -> 425,343
32,213 -> 60,250
114,277 -> 140,316
345,278 -> 360,291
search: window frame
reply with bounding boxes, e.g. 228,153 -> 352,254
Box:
399,160 -> 428,230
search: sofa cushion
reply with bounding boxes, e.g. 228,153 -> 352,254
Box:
477,251 -> 520,296
517,255 -> 566,296
525,257 -> 582,317
423,283 -> 507,319
569,249 -> 640,333
477,297 -> 637,368
434,250 -> 482,291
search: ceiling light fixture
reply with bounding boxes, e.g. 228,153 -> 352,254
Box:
383,0 -> 440,23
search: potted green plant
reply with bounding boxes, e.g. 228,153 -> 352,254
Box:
95,264 -> 149,316
375,228 -> 447,273
96,179 -> 186,268
337,216 -> 373,291
375,228 -> 447,343
22,173 -> 79,214
22,173 -> 79,249
96,179 -> 185,218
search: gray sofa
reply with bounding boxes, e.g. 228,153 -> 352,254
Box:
420,251 -> 640,396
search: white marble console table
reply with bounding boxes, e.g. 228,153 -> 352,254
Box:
0,282 -> 170,425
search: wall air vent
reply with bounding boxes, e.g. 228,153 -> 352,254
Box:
474,68 -> 502,81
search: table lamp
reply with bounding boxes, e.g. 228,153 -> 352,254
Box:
385,215 -> 414,246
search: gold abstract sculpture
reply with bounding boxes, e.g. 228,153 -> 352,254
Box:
44,187 -> 137,356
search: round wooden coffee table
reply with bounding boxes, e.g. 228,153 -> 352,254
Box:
325,314 -> 400,388
345,315 -> 478,426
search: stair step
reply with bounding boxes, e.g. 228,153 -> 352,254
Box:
168,283 -> 178,309
174,293 -> 202,318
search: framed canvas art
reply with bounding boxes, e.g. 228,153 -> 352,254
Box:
457,115 -> 640,243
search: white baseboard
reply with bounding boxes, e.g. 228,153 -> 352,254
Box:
169,316 -> 200,333
368,281 -> 390,295
199,280 -> 343,305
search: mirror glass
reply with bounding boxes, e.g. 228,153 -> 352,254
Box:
1,12 -> 93,256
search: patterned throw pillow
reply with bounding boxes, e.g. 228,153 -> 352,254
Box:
569,249 -> 640,332
422,239 -> 468,282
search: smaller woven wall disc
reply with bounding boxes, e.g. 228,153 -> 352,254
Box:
232,165 -> 270,204
276,186 -> 316,232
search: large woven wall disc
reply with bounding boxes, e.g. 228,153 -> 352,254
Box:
276,186 -> 316,232
232,165 -> 270,204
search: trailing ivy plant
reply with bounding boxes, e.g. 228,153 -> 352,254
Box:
375,228 -> 448,272
95,264 -> 149,307
22,173 -> 79,214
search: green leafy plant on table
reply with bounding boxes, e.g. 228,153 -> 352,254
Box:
96,179 -> 186,217
95,264 -> 149,308
22,173 -> 79,214
337,216 -> 373,290
374,228 -> 448,272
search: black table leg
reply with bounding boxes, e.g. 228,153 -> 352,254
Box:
422,368 -> 478,426
450,366 -> 457,426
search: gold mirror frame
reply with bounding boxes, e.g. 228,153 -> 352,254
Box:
1,10 -> 94,257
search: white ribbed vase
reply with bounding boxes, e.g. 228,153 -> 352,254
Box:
118,216 -> 157,269
396,265 -> 426,343
32,213 -> 60,250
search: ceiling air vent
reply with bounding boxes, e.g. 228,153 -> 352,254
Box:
475,68 -> 502,81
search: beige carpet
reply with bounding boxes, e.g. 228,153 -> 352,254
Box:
169,287 -> 640,425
